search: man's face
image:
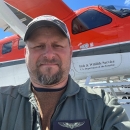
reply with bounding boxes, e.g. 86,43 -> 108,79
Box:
25,26 -> 72,86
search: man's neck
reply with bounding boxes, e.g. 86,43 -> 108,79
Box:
31,76 -> 68,89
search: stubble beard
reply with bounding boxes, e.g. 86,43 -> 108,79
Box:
37,66 -> 63,85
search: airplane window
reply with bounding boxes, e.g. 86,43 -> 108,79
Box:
2,42 -> 12,54
72,9 -> 112,34
18,39 -> 25,49
102,5 -> 130,18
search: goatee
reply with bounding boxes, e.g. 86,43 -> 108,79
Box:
37,67 -> 63,85
34,57 -> 63,85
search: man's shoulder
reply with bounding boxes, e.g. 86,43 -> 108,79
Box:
77,86 -> 109,100
0,84 -> 21,98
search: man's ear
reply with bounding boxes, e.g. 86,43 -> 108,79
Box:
24,45 -> 27,56
24,46 -> 26,56
70,45 -> 73,57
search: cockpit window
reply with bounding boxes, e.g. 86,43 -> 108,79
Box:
72,9 -> 112,34
2,42 -> 12,54
18,39 -> 25,49
102,5 -> 130,18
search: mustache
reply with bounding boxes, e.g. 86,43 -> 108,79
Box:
36,58 -> 61,67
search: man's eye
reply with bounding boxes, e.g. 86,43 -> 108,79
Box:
35,45 -> 45,48
54,44 -> 63,48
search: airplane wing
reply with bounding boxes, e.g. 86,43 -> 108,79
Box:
5,3 -> 32,26
0,17 -> 15,33
0,0 -> 75,35
0,2 -> 32,34
4,0 -> 75,20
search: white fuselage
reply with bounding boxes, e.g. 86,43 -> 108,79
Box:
71,52 -> 130,80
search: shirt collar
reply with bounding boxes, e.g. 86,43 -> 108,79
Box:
18,75 -> 80,98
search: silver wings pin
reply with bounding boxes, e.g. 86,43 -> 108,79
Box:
58,121 -> 85,129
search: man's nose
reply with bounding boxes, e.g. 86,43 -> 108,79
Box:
43,46 -> 55,59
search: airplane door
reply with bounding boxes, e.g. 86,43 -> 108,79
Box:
71,9 -> 119,48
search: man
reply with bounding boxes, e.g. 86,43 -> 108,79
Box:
0,15 -> 130,130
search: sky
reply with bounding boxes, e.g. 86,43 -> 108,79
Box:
0,0 -> 130,39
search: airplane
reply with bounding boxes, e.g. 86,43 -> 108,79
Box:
0,1 -> 130,119
0,0 -> 130,97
